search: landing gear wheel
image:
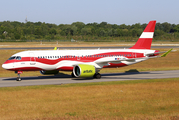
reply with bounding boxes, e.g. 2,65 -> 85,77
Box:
16,77 -> 21,81
96,73 -> 101,79
93,73 -> 101,79
16,72 -> 22,81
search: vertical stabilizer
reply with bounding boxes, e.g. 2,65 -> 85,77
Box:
130,20 -> 156,49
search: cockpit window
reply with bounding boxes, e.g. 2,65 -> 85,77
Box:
16,56 -> 21,60
8,56 -> 21,60
8,56 -> 16,60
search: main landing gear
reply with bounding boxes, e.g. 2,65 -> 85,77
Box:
93,73 -> 101,79
15,71 -> 23,81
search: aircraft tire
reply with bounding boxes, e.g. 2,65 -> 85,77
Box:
16,77 -> 21,81
93,73 -> 101,79
96,73 -> 101,79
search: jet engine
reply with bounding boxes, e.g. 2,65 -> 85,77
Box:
40,70 -> 59,75
73,64 -> 96,78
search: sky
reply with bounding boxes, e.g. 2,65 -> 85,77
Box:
0,0 -> 179,25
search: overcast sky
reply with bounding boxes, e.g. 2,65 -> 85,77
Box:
0,0 -> 178,25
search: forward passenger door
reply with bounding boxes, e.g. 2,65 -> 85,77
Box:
29,52 -> 36,65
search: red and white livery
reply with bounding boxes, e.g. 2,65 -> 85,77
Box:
2,20 -> 170,81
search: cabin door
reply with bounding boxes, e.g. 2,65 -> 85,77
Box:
29,52 -> 36,65
132,52 -> 136,58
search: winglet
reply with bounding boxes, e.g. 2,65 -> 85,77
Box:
54,47 -> 57,50
161,48 -> 173,57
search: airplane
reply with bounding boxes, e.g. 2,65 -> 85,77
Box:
2,20 -> 172,81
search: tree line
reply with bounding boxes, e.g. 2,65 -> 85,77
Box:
0,21 -> 179,41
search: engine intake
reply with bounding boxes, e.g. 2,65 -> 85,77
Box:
73,64 -> 96,78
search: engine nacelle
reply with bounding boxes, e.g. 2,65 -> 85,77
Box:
73,64 -> 96,78
40,70 -> 59,75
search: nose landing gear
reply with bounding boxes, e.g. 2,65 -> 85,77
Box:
15,71 -> 23,81
17,74 -> 21,81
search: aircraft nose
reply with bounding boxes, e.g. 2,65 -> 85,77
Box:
2,64 -> 7,70
2,63 -> 12,70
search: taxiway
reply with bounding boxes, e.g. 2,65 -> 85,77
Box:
0,70 -> 179,87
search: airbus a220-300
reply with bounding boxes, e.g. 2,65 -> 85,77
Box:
2,21 -> 172,81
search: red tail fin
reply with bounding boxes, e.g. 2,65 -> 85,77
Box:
130,20 -> 156,49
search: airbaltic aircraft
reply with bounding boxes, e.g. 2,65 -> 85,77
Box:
2,20 -> 172,81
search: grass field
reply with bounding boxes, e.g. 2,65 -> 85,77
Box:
0,78 -> 179,119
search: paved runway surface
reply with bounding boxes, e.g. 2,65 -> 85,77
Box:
0,70 -> 179,87
0,46 -> 178,50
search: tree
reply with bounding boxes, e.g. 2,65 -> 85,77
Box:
121,29 -> 129,36
81,27 -> 91,35
41,23 -> 48,36
107,29 -> 113,37
131,23 -> 141,29
162,22 -> 172,33
119,24 -> 128,29
63,26 -> 72,36
155,23 -> 163,30
173,25 -> 179,32
0,26 -> 5,34
34,27 -> 42,36
72,22 -> 85,35
111,24 -> 118,29
71,25 -> 77,35
49,29 -> 57,35
15,33 -> 21,39
131,29 -> 138,37
34,21 -> 42,26
0,20 -> 179,41
154,29 -> 165,37
28,24 -> 35,34
99,22 -> 107,28
98,29 -> 107,37
141,23 -> 147,30
1,34 -> 5,39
